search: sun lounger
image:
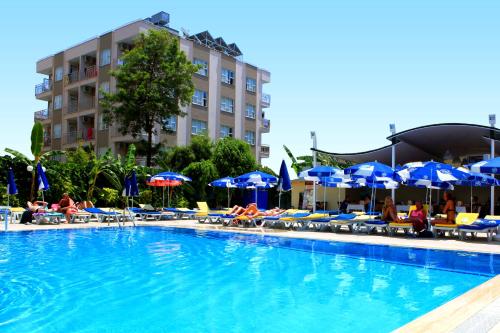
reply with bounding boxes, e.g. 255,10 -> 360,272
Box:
458,215 -> 500,241
194,202 -> 230,224
32,212 -> 64,224
388,205 -> 429,236
432,213 -> 479,238
127,207 -> 165,221
69,211 -> 92,223
281,213 -> 329,230
326,213 -> 359,232
84,208 -> 128,225
163,207 -> 197,219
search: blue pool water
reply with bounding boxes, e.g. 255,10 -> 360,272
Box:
0,227 -> 498,333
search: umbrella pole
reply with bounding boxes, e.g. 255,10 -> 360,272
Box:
42,191 -> 44,203
168,185 -> 170,208
470,185 -> 473,213
255,188 -> 258,208
278,190 -> 282,209
323,177 -> 326,211
227,187 -> 230,209
7,194 -> 9,207
162,187 -> 165,208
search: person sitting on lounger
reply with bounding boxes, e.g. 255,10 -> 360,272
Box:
403,200 -> 427,233
21,201 -> 48,224
431,192 -> 455,226
382,196 -> 400,222
58,193 -> 78,223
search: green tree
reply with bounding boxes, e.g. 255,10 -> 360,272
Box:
182,160 -> 219,206
212,138 -> 257,177
101,29 -> 199,167
283,145 -> 352,174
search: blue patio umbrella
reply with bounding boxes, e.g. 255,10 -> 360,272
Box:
470,157 -> 500,174
150,171 -> 191,208
277,160 -> 292,208
455,167 -> 499,211
304,166 -> 345,211
209,177 -> 236,208
344,161 -> 396,214
36,162 -> 49,202
234,171 -> 277,208
123,170 -> 139,207
6,168 -> 17,207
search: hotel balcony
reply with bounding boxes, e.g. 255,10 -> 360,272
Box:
35,79 -> 52,100
261,119 -> 270,133
260,69 -> 271,84
64,65 -> 98,86
34,109 -> 50,122
261,93 -> 271,108
111,126 -> 159,144
62,129 -> 95,145
260,144 -> 270,158
43,136 -> 51,147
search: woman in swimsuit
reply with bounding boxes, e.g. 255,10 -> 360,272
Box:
431,192 -> 455,225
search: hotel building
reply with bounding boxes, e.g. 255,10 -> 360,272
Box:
34,12 -> 271,163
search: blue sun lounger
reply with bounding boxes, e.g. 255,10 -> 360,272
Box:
458,217 -> 499,241
163,208 -> 197,219
127,207 -> 165,221
84,208 -> 129,225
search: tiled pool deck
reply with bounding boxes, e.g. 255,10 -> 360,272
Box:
2,220 -> 500,332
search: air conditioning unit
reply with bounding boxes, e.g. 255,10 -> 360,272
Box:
82,86 -> 93,94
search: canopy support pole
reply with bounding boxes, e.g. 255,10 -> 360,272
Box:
391,143 -> 396,203
490,137 -> 495,216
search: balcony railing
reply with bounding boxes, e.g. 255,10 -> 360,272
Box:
63,129 -> 95,145
79,98 -> 96,111
260,144 -> 270,158
82,65 -> 98,80
65,100 -> 79,114
35,79 -> 52,95
261,119 -> 270,132
261,93 -> 271,108
34,109 -> 50,121
66,72 -> 79,84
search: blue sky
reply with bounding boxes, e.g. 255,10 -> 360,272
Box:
1,0 -> 499,176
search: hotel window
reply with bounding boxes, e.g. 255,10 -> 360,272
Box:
53,124 -> 62,139
192,89 -> 208,107
54,95 -> 62,110
220,97 -> 234,113
55,67 -> 63,82
191,119 -> 207,135
193,58 -> 208,76
244,131 -> 255,146
221,68 -> 234,85
220,125 -> 233,138
245,104 -> 256,119
98,81 -> 110,99
246,78 -> 256,92
100,49 -> 111,66
164,115 -> 177,132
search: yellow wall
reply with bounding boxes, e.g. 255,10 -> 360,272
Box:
291,180 -> 346,210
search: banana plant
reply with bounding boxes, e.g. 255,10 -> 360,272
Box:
5,122 -> 63,201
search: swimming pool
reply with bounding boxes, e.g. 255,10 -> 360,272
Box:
0,227 -> 498,333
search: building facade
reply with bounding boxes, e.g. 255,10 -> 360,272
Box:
34,12 -> 271,163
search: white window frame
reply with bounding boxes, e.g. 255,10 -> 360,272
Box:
99,81 -> 110,99
54,95 -> 62,110
220,97 -> 234,113
221,68 -> 234,85
220,125 -> 233,138
164,115 -> 177,132
246,78 -> 256,92
245,131 -> 256,146
192,89 -> 208,107
191,119 -> 207,135
193,58 -> 208,76
245,104 -> 256,119
53,124 -> 62,139
55,67 -> 64,82
100,49 -> 111,67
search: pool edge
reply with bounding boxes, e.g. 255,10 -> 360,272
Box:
393,274 -> 500,333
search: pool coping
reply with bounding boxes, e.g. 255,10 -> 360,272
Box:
2,220 -> 499,332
